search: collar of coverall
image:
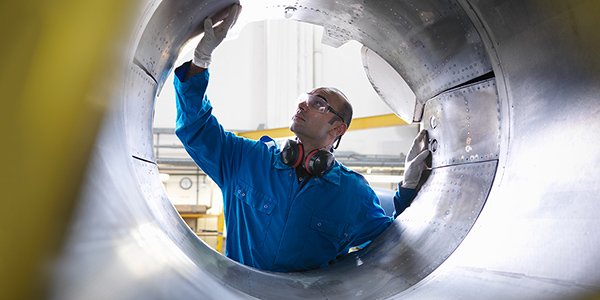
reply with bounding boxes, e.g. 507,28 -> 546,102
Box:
260,135 -> 342,186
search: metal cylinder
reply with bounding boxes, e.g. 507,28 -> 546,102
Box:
8,0 -> 599,299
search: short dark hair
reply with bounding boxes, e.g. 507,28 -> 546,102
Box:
310,87 -> 353,127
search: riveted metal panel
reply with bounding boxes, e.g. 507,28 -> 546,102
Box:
124,64 -> 157,162
48,0 -> 600,299
271,0 -> 492,104
134,0 -> 237,88
423,78 -> 500,168
361,161 -> 496,299
272,161 -> 497,300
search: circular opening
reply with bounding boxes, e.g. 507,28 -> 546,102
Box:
430,138 -> 438,152
125,1 -> 500,298
46,1 -> 600,299
152,19 -> 418,255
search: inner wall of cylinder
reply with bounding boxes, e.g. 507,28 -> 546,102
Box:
123,0 -> 500,298
47,0 -> 600,299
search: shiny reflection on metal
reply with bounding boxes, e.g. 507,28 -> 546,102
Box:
48,0 -> 600,299
423,79 -> 500,168
360,161 -> 497,297
430,115 -> 438,129
275,0 -> 492,104
125,64 -> 158,162
135,0 -> 233,88
50,108 -> 244,300
361,47 -> 416,123
430,139 -> 438,153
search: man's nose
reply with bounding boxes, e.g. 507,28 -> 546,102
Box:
298,101 -> 308,110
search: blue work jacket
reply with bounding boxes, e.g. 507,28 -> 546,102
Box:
174,62 -> 416,272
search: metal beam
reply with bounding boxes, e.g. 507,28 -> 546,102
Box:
235,113 -> 407,140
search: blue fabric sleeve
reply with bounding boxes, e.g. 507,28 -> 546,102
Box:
348,184 -> 417,250
347,186 -> 394,249
173,61 -> 259,188
393,184 -> 418,218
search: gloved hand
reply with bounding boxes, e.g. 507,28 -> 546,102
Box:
192,4 -> 241,68
402,129 -> 431,189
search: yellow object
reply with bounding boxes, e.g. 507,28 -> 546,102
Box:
178,212 -> 226,254
0,2 -> 133,300
236,113 -> 407,140
180,213 -> 218,219
347,113 -> 408,130
217,212 -> 225,254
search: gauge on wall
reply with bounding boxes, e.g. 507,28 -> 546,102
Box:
179,177 -> 193,190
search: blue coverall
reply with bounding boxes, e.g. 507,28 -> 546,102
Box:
174,62 -> 416,272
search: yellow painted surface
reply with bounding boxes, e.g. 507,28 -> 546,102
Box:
217,212 -> 225,254
179,212 -> 225,254
0,1 -> 133,299
180,213 -> 216,219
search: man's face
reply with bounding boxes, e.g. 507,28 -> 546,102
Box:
290,91 -> 346,143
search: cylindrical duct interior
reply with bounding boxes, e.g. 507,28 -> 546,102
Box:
48,1 -> 600,299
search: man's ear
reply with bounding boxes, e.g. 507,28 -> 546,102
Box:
331,122 -> 347,137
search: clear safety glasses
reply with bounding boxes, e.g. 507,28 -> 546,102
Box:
298,93 -> 346,124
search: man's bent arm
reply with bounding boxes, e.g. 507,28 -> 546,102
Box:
393,184 -> 417,218
347,187 -> 394,249
174,61 -> 261,188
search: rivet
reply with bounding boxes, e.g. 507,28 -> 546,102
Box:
284,6 -> 297,18
430,139 -> 438,153
430,115 -> 438,129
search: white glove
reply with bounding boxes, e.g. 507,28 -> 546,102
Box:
192,4 -> 241,68
402,130 -> 431,189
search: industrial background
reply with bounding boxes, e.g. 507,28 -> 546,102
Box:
153,19 -> 418,252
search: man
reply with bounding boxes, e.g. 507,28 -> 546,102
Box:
174,4 -> 430,272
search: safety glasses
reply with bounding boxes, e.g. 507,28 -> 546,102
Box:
298,93 -> 346,124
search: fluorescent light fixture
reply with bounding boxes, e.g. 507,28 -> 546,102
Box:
159,173 -> 170,182
363,174 -> 403,183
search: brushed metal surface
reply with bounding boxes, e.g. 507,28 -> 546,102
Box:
361,46 -> 417,123
423,78 -> 500,168
47,0 -> 600,299
124,64 -> 158,162
269,0 -> 492,105
134,0 -> 236,89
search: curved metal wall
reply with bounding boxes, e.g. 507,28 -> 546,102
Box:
40,0 -> 600,299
